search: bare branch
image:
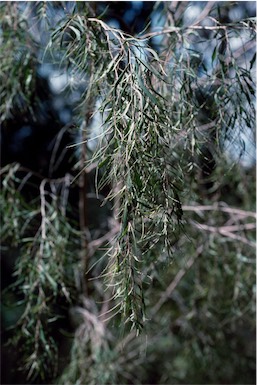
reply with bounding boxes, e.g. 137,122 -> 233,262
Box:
192,221 -> 256,247
152,246 -> 203,315
182,204 -> 257,219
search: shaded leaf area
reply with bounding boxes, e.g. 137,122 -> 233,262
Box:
48,12 -> 186,328
0,3 -> 41,123
58,164 -> 256,385
1,166 -> 80,382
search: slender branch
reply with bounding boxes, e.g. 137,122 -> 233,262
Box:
79,126 -> 89,294
191,3 -> 215,27
0,162 -> 96,186
191,220 -> 256,234
87,221 -> 121,257
152,246 -> 203,315
192,221 -> 256,247
232,39 -> 257,61
182,204 -> 257,219
140,24 -> 255,40
49,125 -> 69,177
192,222 -> 256,232
79,97 -> 95,294
39,179 -> 47,256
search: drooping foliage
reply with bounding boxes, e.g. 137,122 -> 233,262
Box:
1,2 -> 256,384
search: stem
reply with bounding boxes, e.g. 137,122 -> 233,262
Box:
79,144 -> 88,294
76,52 -> 98,293
79,103 -> 93,295
182,204 -> 257,218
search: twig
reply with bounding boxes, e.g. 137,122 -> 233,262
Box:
49,125 -> 69,177
152,246 -> 203,315
79,97 -> 96,295
192,222 -> 256,233
140,24 -> 253,40
39,179 -> 47,253
87,222 -> 121,257
182,204 -> 257,219
192,221 -> 256,247
60,173 -> 71,216
0,163 -> 73,183
191,2 -> 215,27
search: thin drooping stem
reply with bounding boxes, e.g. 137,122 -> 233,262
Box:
79,99 -> 95,295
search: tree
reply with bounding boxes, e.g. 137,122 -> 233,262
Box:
1,2 -> 256,384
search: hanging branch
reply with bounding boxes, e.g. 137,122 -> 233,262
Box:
78,98 -> 95,295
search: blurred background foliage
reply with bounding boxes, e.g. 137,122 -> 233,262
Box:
0,1 -> 256,384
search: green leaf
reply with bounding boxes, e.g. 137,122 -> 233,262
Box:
212,46 -> 217,64
69,25 -> 81,41
249,52 -> 256,70
137,74 -> 159,105
98,156 -> 110,169
45,272 -> 57,291
136,55 -> 165,81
